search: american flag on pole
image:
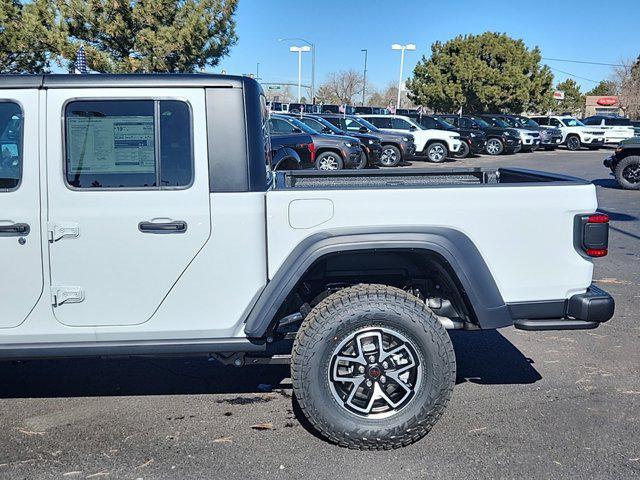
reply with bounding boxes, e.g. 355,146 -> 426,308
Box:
74,45 -> 88,74
416,105 -> 424,118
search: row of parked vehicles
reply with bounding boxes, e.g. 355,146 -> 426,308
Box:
267,104 -> 636,170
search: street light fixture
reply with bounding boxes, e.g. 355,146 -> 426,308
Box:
289,45 -> 311,102
279,38 -> 315,102
391,43 -> 416,110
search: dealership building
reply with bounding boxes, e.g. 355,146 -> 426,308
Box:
584,95 -> 622,117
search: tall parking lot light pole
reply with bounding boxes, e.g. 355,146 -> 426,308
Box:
391,43 -> 416,110
289,45 -> 311,102
280,38 -> 315,102
361,49 -> 368,106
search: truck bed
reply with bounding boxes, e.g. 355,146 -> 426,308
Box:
274,167 -> 588,190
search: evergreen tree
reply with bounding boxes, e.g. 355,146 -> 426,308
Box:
406,32 -> 554,114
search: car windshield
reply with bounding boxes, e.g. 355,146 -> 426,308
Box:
483,117 -> 511,128
501,117 -> 521,128
469,117 -> 491,128
429,116 -> 456,129
313,116 -> 344,134
280,116 -> 319,134
352,117 -> 380,132
561,118 -> 585,127
518,117 -> 540,128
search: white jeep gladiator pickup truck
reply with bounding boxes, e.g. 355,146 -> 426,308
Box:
0,74 -> 615,450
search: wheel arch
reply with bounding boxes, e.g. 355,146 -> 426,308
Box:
243,228 -> 511,338
315,147 -> 344,159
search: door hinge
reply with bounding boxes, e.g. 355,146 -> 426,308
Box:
48,222 -> 80,242
51,286 -> 85,306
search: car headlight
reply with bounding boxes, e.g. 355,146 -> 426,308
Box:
368,139 -> 375,145
469,132 -> 477,137
402,137 -> 411,142
344,142 -> 354,148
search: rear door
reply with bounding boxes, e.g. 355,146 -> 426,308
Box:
46,88 -> 211,327
0,91 -> 43,328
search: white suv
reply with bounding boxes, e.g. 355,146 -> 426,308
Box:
582,116 -> 636,144
531,116 -> 605,151
360,114 -> 461,162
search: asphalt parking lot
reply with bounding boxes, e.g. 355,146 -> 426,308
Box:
1,147 -> 638,480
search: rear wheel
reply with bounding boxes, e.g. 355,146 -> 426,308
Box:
614,155 -> 640,190
315,152 -> 344,170
566,135 -> 582,151
291,284 -> 456,450
380,145 -> 401,167
425,142 -> 448,163
355,151 -> 367,169
485,138 -> 504,155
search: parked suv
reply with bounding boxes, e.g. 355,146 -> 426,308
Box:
0,74 -> 615,450
360,114 -> 462,162
531,116 -> 605,151
293,114 -> 383,167
270,132 -> 315,170
439,115 -> 521,155
582,116 -> 636,144
506,115 -> 563,150
480,114 -> 541,152
417,115 -> 487,158
270,114 -> 363,170
322,114 -> 416,167
603,138 -> 640,189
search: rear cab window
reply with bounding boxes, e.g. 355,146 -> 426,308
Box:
64,99 -> 193,189
0,102 -> 23,191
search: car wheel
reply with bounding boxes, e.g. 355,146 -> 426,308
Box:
315,152 -> 344,170
485,138 -> 504,155
455,141 -> 470,158
614,155 -> 640,190
426,142 -> 448,162
355,151 -> 367,169
566,135 -> 581,151
380,145 -> 401,167
291,284 -> 456,450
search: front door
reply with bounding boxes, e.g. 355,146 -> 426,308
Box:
46,88 -> 211,327
0,91 -> 43,328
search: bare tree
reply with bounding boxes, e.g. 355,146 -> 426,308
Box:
316,69 -> 364,104
611,56 -> 640,119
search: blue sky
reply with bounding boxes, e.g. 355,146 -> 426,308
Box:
217,0 -> 640,93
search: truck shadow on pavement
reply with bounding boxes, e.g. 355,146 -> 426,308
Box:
0,330 -> 539,399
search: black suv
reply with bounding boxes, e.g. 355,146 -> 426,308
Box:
292,114 -> 384,167
320,114 -> 417,167
439,115 -> 521,155
415,115 -> 486,158
269,114 -> 363,170
603,138 -> 640,190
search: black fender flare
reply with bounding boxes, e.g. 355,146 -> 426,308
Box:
272,147 -> 301,171
243,227 -> 512,338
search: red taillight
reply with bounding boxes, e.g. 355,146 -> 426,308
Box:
307,142 -> 316,161
588,214 -> 609,224
586,248 -> 608,257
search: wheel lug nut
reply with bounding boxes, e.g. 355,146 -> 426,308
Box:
380,376 -> 386,384
382,361 -> 388,369
368,355 -> 375,363
358,366 -> 365,374
366,379 -> 372,387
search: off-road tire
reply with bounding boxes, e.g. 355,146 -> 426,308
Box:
291,284 -> 456,450
614,155 -> 640,190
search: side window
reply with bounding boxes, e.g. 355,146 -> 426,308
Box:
391,118 -> 412,129
458,118 -> 469,128
64,99 -> 192,189
549,118 -> 562,127
269,118 -> 296,134
369,117 -> 392,129
300,118 -> 323,133
0,102 -> 23,191
534,117 -> 547,126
